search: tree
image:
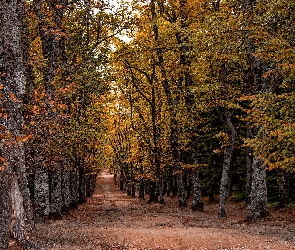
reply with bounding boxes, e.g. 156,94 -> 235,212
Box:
0,0 -> 36,248
242,0 -> 281,222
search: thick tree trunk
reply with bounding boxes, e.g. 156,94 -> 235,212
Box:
0,0 -> 36,248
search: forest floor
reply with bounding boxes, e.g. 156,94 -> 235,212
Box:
31,169 -> 295,249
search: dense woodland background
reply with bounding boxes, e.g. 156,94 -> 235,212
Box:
0,0 -> 295,249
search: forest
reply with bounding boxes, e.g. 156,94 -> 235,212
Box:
0,0 -> 295,249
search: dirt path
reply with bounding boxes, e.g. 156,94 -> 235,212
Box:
36,169 -> 295,250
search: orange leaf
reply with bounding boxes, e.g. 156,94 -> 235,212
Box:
58,104 -> 68,109
9,92 -> 17,102
16,135 -> 22,142
23,134 -> 33,142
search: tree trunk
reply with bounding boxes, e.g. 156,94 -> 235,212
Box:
148,181 -> 157,203
138,178 -> 145,200
0,0 -> 36,247
243,0 -> 279,222
34,166 -> 50,220
49,169 -> 63,219
159,177 -> 165,203
0,167 -> 12,249
33,0 -> 68,220
176,171 -> 187,207
70,170 -> 79,207
150,0 -> 186,207
79,167 -> 87,203
86,173 -> 91,197
245,130 -> 253,204
218,109 -> 237,218
246,157 -> 268,222
278,170 -> 289,208
191,168 -> 204,211
62,169 -> 72,214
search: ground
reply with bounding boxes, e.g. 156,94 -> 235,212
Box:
17,169 -> 295,249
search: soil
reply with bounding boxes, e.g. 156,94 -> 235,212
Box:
23,169 -> 295,249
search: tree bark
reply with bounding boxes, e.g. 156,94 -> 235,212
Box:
70,170 -> 79,207
79,167 -> 87,203
33,0 -> 67,219
0,0 -> 36,247
191,168 -> 204,211
245,129 -> 253,204
278,170 -> 289,208
243,0 -> 279,222
218,65 -> 237,218
246,157 -> 268,222
62,168 -> 72,213
49,168 -> 63,219
34,166 -> 50,220
218,122 -> 237,218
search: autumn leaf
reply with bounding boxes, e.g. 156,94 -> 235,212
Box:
9,92 -> 18,102
55,4 -> 63,9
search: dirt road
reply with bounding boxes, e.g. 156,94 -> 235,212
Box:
35,169 -> 295,249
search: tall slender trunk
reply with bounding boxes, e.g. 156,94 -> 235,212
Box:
218,111 -> 237,218
0,0 -> 36,248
